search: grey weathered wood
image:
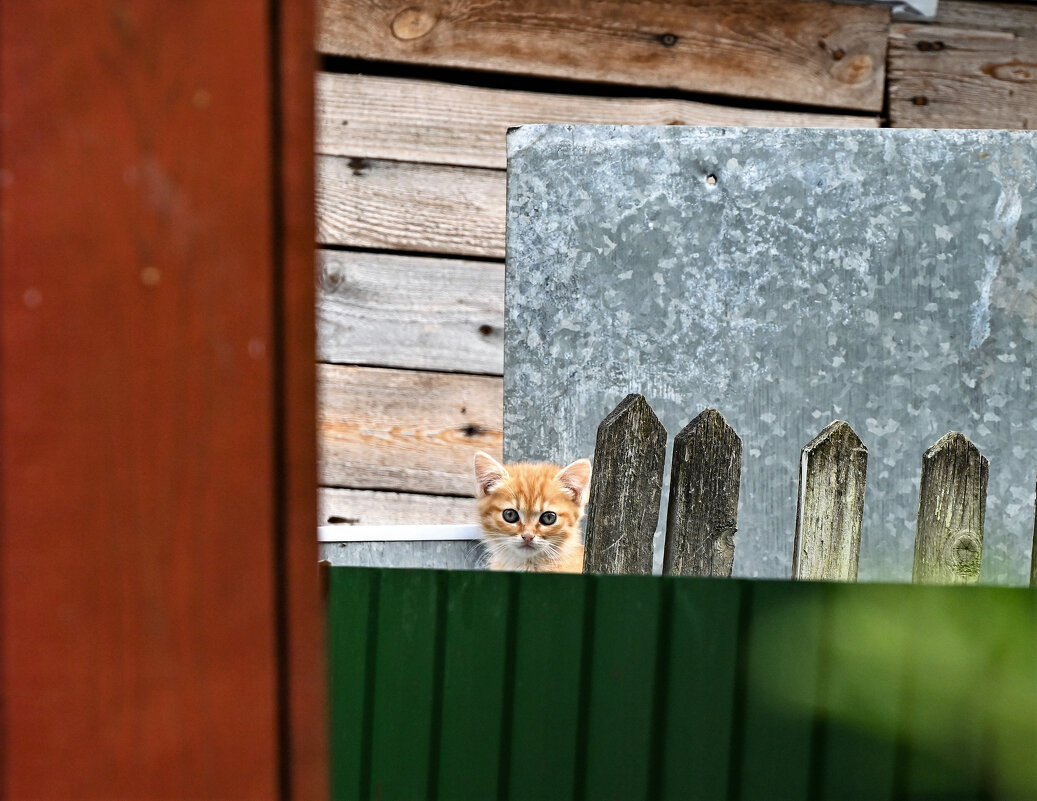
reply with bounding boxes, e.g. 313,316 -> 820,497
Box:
317,250 -> 504,375
663,409 -> 741,577
912,431 -> 988,584
319,488 -> 477,527
316,73 -> 879,170
583,394 -> 666,575
316,155 -> 504,258
792,420 -> 869,581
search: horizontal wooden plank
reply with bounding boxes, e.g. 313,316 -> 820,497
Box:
889,1 -> 1037,128
318,250 -> 503,374
318,0 -> 889,112
319,487 -> 477,526
318,364 -> 502,495
316,73 -> 880,169
317,155 -> 504,257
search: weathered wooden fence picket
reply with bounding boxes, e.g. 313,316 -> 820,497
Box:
326,393 -> 1037,801
585,393 -> 1034,587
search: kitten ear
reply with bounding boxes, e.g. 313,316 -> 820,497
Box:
555,458 -> 592,506
474,451 -> 509,497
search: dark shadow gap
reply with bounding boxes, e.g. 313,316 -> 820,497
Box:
267,0 -> 291,796
725,582 -> 755,801
316,360 -> 503,380
318,484 -> 481,501
319,55 -> 882,120
317,243 -> 504,265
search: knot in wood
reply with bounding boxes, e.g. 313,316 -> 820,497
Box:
949,532 -> 982,580
391,7 -> 438,40
713,527 -> 736,552
322,268 -> 344,291
980,60 -> 1035,83
831,53 -> 873,86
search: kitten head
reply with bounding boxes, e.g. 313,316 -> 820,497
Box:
474,451 -> 592,571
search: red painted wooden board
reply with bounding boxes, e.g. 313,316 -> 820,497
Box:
0,2 -> 324,798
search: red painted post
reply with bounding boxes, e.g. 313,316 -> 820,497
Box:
0,2 -> 325,797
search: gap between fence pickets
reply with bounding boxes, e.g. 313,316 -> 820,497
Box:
582,393 -> 1026,584
317,524 -> 482,542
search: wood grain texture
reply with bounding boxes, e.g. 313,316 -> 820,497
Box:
316,154 -> 505,257
889,1 -> 1037,128
317,73 -> 880,169
319,0 -> 889,111
583,394 -> 667,575
1,1 -> 302,797
792,420 -> 868,582
319,487 -> 477,526
663,409 -> 741,577
912,432 -> 988,584
318,249 -> 504,374
318,364 -> 502,495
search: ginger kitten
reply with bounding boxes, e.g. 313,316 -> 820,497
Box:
474,451 -> 592,573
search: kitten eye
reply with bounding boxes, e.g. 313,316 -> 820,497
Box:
539,511 -> 557,525
502,508 -> 520,523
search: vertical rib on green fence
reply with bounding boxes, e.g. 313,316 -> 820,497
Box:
663,408 -> 741,577
792,420 -> 868,582
583,393 -> 666,575
912,431 -> 988,584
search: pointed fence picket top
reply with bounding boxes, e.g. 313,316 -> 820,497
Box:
583,394 -> 666,574
792,420 -> 868,581
663,409 -> 741,577
913,432 -> 988,584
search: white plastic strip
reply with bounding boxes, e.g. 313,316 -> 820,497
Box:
833,0 -> 937,20
317,524 -> 483,543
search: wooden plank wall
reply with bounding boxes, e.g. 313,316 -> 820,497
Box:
315,0 -> 1037,527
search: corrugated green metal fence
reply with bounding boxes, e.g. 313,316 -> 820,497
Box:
328,567 -> 1036,801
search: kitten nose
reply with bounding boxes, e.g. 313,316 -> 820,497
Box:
521,533 -> 534,544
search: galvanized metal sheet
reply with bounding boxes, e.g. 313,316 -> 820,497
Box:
505,125 -> 1037,583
